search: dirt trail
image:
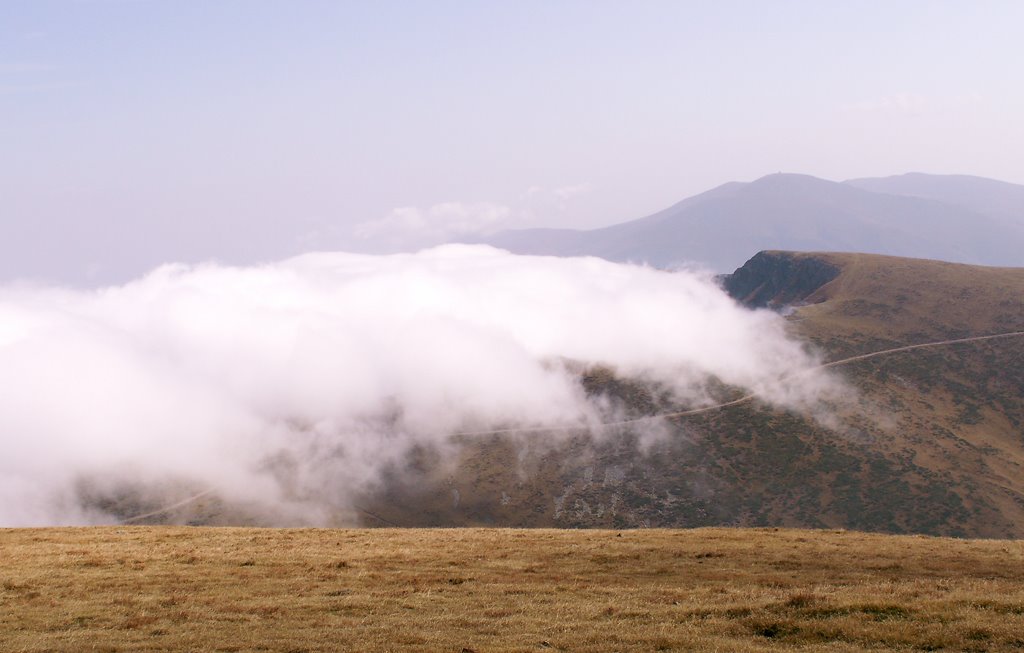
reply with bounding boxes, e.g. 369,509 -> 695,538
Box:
818,330 -> 1024,369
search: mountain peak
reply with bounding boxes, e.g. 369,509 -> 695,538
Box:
750,172 -> 828,184
477,172 -> 1024,271
745,172 -> 854,192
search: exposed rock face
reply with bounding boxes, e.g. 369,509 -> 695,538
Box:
723,250 -> 840,309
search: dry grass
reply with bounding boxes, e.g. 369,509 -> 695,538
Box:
2,527 -> 1023,652
787,251 -> 1024,346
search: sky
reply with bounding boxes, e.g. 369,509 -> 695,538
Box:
2,1 -> 1024,284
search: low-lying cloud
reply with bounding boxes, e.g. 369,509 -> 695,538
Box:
0,245 -> 842,526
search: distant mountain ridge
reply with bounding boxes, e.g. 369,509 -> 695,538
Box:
845,172 -> 1024,225
476,173 -> 1024,271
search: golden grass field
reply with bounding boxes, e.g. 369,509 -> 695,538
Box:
2,527 -> 1023,652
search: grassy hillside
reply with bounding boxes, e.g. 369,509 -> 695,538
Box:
721,252 -> 1024,537
2,527 -> 1023,652
772,251 -> 1024,346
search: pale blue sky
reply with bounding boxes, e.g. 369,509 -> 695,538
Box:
2,1 -> 1023,283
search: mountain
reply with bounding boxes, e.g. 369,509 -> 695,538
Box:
124,251 -> 1024,538
845,172 -> 1024,225
480,173 -> 1024,271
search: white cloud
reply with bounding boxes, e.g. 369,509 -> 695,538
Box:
552,182 -> 596,201
515,182 -> 599,228
0,245 -> 843,525
353,202 -> 515,250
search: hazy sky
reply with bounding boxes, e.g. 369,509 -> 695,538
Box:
3,1 -> 1023,283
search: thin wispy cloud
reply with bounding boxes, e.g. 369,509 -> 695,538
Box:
523,183 -> 596,202
353,183 -> 598,252
845,93 -> 928,115
353,202 -> 516,251
552,182 -> 596,201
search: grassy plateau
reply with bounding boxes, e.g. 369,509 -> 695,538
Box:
2,526 -> 1024,652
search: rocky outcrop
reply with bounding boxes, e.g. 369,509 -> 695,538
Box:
722,251 -> 840,309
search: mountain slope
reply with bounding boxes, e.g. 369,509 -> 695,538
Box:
482,173 -> 1024,271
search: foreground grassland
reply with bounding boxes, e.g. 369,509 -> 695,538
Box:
2,528 -> 1023,652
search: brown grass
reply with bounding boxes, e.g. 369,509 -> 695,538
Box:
786,251 -> 1024,346
2,527 -> 1024,651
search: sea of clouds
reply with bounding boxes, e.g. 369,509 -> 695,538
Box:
0,245 -> 841,526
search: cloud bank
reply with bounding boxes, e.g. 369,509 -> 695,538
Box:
0,245 -> 841,526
